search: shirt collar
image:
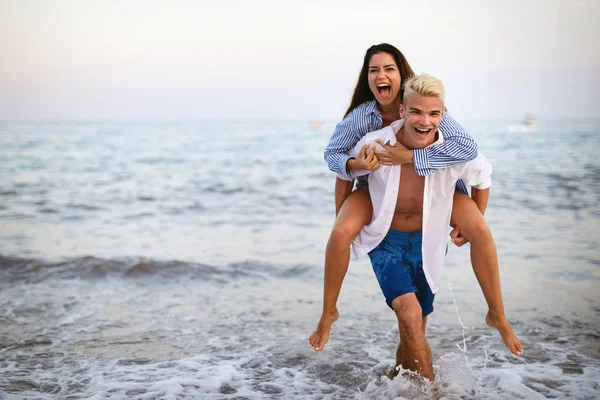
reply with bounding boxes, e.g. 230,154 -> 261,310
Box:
365,100 -> 379,116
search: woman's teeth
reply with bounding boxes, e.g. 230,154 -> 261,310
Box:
377,84 -> 391,96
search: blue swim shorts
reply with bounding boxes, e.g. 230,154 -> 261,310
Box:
368,230 -> 435,316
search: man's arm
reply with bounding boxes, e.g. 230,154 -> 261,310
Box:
450,155 -> 492,246
460,155 -> 493,204
471,187 -> 489,215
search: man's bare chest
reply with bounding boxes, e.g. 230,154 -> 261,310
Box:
396,164 -> 425,214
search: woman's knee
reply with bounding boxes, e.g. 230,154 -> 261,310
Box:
452,193 -> 482,224
329,223 -> 358,246
451,192 -> 491,239
330,191 -> 372,242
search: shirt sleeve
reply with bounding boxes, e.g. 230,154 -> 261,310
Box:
339,134 -> 373,180
324,106 -> 372,181
461,155 -> 493,189
335,135 -> 369,180
412,112 -> 478,177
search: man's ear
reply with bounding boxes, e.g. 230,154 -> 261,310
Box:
399,103 -> 405,119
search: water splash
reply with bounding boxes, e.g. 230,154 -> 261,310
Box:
448,281 -> 472,360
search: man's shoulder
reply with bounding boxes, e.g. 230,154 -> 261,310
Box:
363,124 -> 394,142
441,154 -> 488,172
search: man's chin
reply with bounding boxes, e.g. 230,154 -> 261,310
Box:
412,137 -> 434,149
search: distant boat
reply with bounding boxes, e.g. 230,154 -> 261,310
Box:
309,121 -> 325,131
508,114 -> 539,132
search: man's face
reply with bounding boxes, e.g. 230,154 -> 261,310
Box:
399,93 -> 444,149
367,53 -> 402,107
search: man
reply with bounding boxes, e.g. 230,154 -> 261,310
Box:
343,73 -> 521,380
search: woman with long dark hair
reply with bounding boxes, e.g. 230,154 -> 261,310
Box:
309,43 -> 522,357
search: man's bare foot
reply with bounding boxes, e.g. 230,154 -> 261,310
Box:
308,308 -> 339,352
486,311 -> 523,356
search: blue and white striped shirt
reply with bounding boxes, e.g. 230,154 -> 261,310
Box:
324,100 -> 477,193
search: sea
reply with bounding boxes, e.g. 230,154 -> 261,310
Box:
0,118 -> 599,400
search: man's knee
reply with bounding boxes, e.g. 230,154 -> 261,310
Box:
392,295 -> 423,333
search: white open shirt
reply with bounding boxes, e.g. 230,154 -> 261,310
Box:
338,119 -> 492,293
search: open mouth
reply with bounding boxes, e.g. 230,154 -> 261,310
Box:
377,84 -> 391,98
414,127 -> 432,136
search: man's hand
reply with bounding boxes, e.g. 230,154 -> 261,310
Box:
450,226 -> 469,247
374,139 -> 413,165
347,145 -> 380,171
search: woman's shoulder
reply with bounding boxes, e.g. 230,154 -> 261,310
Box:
345,100 -> 378,120
440,111 -> 463,127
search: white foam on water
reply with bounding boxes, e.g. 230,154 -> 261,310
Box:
2,328 -> 600,399
357,348 -> 600,399
54,355 -> 252,399
2,260 -> 599,399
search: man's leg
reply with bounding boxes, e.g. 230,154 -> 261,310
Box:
309,189 -> 373,351
395,315 -> 429,375
392,294 -> 434,381
451,192 -> 523,356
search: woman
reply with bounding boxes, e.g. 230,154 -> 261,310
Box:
309,43 -> 522,356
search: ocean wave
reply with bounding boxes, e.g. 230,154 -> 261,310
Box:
0,255 -> 318,284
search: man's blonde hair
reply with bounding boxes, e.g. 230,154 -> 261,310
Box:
402,73 -> 445,105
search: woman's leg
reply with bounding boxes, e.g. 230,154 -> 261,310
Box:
309,188 -> 373,351
451,191 -> 523,356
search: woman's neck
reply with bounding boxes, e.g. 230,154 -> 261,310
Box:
378,102 -> 398,128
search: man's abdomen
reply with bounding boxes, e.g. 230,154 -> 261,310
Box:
390,212 -> 423,232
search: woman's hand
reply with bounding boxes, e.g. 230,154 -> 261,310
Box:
347,145 -> 380,171
374,139 -> 413,165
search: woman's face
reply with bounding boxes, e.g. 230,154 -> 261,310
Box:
367,52 -> 402,106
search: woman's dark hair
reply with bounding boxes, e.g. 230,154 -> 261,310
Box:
344,43 -> 415,118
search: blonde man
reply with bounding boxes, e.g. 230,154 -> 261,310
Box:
344,73 -> 521,380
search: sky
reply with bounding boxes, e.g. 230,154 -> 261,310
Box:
0,0 -> 598,121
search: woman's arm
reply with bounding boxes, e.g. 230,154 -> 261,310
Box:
412,112 -> 478,176
324,104 -> 373,180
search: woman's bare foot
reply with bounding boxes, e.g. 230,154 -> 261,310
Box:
309,308 -> 339,351
486,311 -> 523,356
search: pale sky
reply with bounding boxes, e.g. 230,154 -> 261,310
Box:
0,0 -> 598,121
